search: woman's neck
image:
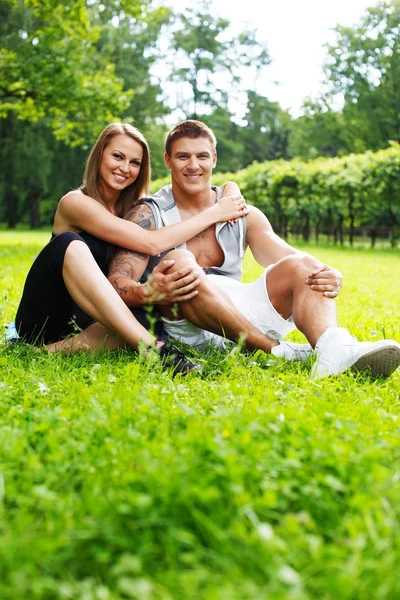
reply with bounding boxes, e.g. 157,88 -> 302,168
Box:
99,185 -> 119,214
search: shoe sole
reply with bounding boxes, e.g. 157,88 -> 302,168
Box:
352,345 -> 400,378
172,363 -> 202,376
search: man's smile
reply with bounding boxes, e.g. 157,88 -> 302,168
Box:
184,174 -> 202,180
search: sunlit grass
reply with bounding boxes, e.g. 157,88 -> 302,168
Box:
0,231 -> 399,599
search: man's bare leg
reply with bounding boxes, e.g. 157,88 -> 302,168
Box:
266,253 -> 337,347
159,249 -> 278,352
160,250 -> 332,350
158,250 -> 400,377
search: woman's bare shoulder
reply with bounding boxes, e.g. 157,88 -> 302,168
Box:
59,188 -> 86,204
54,189 -> 100,232
58,189 -> 99,213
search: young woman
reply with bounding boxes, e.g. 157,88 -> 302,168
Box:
14,123 -> 247,372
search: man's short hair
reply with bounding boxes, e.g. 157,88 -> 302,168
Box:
165,120 -> 217,156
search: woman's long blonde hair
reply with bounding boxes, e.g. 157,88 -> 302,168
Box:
83,123 -> 151,218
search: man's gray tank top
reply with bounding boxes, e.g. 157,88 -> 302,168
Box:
139,185 -> 247,283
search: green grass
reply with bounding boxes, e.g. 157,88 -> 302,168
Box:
0,231 -> 400,600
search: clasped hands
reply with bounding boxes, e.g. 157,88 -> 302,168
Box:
305,263 -> 343,298
140,260 -> 202,304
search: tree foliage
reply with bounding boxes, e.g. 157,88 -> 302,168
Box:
324,0 -> 400,150
243,92 -> 292,162
0,0 -> 135,144
0,0 -> 399,229
153,144 -> 400,247
169,1 -> 270,118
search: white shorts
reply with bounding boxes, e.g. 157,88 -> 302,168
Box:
162,269 -> 296,350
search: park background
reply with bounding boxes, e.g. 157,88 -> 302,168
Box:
0,1 -> 400,599
0,0 -> 399,243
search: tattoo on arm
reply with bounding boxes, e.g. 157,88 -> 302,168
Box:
108,203 -> 155,298
124,204 -> 155,231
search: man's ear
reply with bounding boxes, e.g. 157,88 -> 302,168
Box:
164,152 -> 171,170
213,152 -> 217,168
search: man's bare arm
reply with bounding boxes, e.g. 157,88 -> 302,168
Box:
108,204 -> 202,306
246,206 -> 343,298
245,206 -> 298,266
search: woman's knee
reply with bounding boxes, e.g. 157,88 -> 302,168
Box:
64,239 -> 92,264
52,231 -> 84,250
47,232 -> 87,267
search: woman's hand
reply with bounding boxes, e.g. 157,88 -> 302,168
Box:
140,260 -> 202,304
213,193 -> 249,223
305,263 -> 343,298
221,181 -> 241,195
220,181 -> 247,223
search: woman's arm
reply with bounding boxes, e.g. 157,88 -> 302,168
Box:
56,190 -> 248,256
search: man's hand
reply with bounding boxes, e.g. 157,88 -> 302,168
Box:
141,259 -> 202,304
305,263 -> 343,298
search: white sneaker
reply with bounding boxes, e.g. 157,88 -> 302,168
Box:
311,327 -> 400,379
271,341 -> 313,362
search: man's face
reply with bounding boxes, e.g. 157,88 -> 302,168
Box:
164,136 -> 217,196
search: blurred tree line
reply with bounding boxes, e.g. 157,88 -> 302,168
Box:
0,0 -> 398,228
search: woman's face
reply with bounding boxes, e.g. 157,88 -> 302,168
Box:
99,134 -> 143,198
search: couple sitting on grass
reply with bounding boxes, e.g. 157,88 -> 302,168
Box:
12,119 -> 400,379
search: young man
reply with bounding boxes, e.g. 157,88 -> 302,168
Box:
107,120 -> 400,379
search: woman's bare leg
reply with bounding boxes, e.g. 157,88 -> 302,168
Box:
46,322 -> 126,353
59,240 -> 154,348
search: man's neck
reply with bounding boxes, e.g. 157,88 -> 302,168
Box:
171,182 -> 216,214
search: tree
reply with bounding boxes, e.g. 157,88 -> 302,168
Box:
324,0 -> 400,150
88,1 -> 173,178
0,113 -> 86,228
168,2 -> 270,118
0,0 -> 136,144
0,0 -> 173,224
289,99 -> 352,160
242,92 -> 293,163
0,0 -> 172,146
90,1 -> 171,128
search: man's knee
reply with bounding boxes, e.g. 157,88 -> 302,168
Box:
162,249 -> 208,287
163,248 -> 197,270
273,253 -> 316,280
267,254 -> 316,318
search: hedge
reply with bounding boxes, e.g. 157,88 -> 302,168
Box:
152,143 -> 400,247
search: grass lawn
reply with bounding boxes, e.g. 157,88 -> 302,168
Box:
0,231 -> 399,600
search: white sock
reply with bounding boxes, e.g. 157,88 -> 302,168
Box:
315,326 -> 343,350
271,342 -> 285,358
